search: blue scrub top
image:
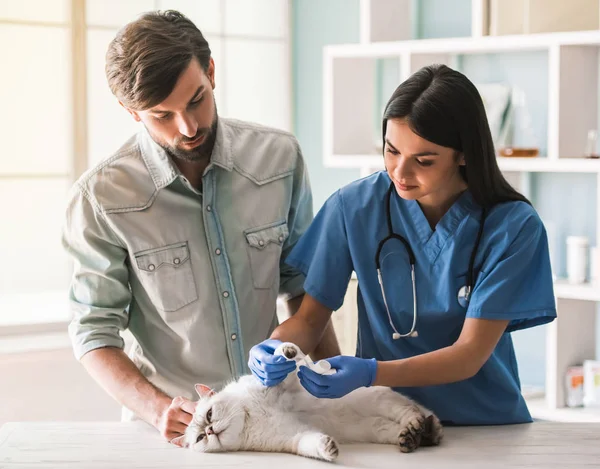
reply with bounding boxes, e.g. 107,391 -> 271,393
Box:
286,171 -> 557,426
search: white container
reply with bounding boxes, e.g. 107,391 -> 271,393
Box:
591,246 -> 599,286
566,236 -> 589,284
583,360 -> 600,408
565,366 -> 585,408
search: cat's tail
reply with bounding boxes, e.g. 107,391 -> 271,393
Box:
419,414 -> 444,447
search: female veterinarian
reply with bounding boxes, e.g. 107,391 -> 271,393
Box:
248,64 -> 557,426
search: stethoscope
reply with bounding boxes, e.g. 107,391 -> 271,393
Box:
375,182 -> 487,340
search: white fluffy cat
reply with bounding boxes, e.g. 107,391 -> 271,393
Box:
177,343 -> 443,462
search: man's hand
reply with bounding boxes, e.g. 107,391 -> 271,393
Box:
155,396 -> 197,446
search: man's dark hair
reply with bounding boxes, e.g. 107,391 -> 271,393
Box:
106,10 -> 211,110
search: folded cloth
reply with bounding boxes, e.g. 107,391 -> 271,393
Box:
273,342 -> 336,375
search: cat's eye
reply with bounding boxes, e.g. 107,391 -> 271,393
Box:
196,433 -> 205,443
206,409 -> 212,422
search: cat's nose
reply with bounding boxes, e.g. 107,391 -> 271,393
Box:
206,426 -> 214,435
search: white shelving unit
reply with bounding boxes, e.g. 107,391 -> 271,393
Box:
326,0 -> 600,422
324,29 -> 600,166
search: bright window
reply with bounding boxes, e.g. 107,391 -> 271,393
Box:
0,0 -> 291,328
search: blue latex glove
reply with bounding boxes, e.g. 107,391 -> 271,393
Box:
297,355 -> 378,399
248,339 -> 297,387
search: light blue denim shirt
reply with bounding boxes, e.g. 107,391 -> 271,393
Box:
62,118 -> 312,404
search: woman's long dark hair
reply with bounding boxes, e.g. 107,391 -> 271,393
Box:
382,64 -> 530,208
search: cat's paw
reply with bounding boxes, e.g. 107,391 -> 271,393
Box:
398,415 -> 424,453
421,414 -> 444,446
317,435 -> 339,462
280,343 -> 300,360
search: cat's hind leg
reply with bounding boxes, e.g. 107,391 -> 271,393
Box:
397,412 -> 426,453
407,400 -> 443,446
339,414 -> 424,453
357,389 -> 430,452
391,402 -> 443,450
362,387 -> 443,448
358,405 -> 426,453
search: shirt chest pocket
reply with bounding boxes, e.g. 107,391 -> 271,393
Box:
244,221 -> 289,289
134,242 -> 198,312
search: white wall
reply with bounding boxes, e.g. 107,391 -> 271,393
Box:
0,0 -> 291,328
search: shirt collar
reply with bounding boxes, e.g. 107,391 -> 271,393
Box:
138,117 -> 233,190
209,117 -> 234,172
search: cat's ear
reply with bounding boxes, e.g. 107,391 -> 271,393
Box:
195,384 -> 216,398
170,435 -> 188,448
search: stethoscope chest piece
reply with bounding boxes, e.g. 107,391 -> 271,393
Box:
457,285 -> 471,308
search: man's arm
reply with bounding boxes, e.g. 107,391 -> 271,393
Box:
62,186 -> 193,444
285,294 -> 341,360
81,348 -> 195,442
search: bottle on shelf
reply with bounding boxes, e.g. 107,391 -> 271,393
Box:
498,88 -> 539,158
585,129 -> 599,159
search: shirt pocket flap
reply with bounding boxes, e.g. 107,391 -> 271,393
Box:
135,242 -> 191,272
244,222 -> 289,250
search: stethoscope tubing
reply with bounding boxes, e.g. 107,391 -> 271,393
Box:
376,181 -> 486,339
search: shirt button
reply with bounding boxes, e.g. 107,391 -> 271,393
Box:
215,248 -> 221,255
231,333 -> 237,341
148,264 -> 155,271
173,258 -> 180,265
258,240 -> 264,246
223,291 -> 229,298
206,205 -> 212,212
279,235 -> 284,242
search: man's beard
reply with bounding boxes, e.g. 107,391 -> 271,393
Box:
150,109 -> 218,164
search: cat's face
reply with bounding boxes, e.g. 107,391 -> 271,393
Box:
185,384 -> 247,452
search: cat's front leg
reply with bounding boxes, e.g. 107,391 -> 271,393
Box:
255,420 -> 338,462
294,431 -> 339,462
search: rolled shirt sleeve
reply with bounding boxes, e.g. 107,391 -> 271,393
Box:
62,184 -> 132,360
278,140 -> 314,301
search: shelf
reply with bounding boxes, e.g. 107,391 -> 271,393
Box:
554,279 -> 600,302
332,4 -> 600,435
326,29 -> 600,57
498,157 -> 600,173
526,396 -> 600,423
325,154 -> 600,174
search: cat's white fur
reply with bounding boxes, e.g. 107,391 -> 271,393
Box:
182,343 -> 443,462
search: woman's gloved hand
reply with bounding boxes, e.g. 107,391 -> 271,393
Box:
298,355 -> 378,398
248,339 -> 297,386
